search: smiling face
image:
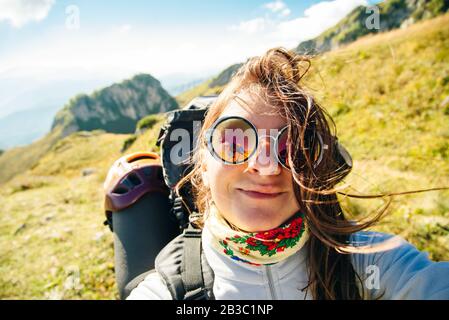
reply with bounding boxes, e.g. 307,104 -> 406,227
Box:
201,91 -> 300,232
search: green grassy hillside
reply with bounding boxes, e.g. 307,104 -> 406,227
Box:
0,128 -> 64,185
1,13 -> 448,299
308,13 -> 449,260
0,121 -> 164,299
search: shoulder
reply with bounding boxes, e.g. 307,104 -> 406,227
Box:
126,271 -> 173,300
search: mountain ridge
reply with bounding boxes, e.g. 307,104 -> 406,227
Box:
52,73 -> 178,139
295,0 -> 449,54
0,73 -> 178,185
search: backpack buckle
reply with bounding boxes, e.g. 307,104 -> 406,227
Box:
171,195 -> 189,229
183,226 -> 202,238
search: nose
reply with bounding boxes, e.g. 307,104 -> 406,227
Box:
245,135 -> 281,176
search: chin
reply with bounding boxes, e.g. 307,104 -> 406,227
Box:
231,209 -> 283,232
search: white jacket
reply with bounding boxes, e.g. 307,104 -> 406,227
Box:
127,227 -> 449,300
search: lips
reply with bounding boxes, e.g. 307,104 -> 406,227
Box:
237,187 -> 285,199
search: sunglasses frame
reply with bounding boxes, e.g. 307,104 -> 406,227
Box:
205,116 -> 327,170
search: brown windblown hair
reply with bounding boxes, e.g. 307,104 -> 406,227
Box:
175,47 -> 447,299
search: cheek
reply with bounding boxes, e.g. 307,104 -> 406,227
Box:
204,156 -> 238,202
283,172 -> 300,204
283,171 -> 296,192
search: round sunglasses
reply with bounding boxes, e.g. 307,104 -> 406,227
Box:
205,116 -> 326,170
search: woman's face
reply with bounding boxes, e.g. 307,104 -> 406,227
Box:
202,92 -> 300,232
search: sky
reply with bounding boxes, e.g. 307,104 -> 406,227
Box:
0,0 -> 382,118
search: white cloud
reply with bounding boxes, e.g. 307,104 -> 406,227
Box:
118,24 -> 132,34
263,0 -> 287,14
1,0 -> 369,78
229,0 -> 367,48
0,0 -> 55,28
0,26 -> 250,80
263,0 -> 291,17
229,17 -> 269,34
0,0 -> 371,98
305,0 -> 367,24
280,8 -> 291,17
276,0 -> 367,45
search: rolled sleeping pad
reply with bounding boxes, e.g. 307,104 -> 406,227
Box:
112,192 -> 180,299
103,152 -> 181,299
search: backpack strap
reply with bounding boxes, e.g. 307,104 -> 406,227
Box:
155,225 -> 215,300
181,225 -> 214,299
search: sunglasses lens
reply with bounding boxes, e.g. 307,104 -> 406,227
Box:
210,118 -> 257,164
277,129 -> 289,168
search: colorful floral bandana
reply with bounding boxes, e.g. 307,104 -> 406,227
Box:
204,204 -> 309,266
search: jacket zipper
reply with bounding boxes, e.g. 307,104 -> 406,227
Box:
265,265 -> 278,300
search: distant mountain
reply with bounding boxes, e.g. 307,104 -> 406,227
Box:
51,73 -> 178,139
295,0 -> 449,54
0,69 -> 119,119
158,72 -> 216,96
208,63 -> 244,88
0,73 -> 177,184
176,63 -> 243,106
165,78 -> 209,96
0,106 -> 60,150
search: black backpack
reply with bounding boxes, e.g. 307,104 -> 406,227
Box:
105,96 -> 217,300
147,96 -> 217,300
105,95 -> 352,300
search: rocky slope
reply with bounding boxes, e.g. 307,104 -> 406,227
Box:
52,74 -> 178,138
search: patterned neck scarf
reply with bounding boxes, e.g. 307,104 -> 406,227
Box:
203,204 -> 309,266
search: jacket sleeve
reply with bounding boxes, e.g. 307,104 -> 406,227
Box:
350,231 -> 449,300
126,272 -> 173,300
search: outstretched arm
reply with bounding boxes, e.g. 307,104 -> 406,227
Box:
351,231 -> 449,300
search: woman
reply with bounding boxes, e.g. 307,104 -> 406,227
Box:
127,48 -> 449,300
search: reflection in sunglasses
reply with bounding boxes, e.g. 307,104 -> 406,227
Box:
219,140 -> 250,163
207,116 -> 291,169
